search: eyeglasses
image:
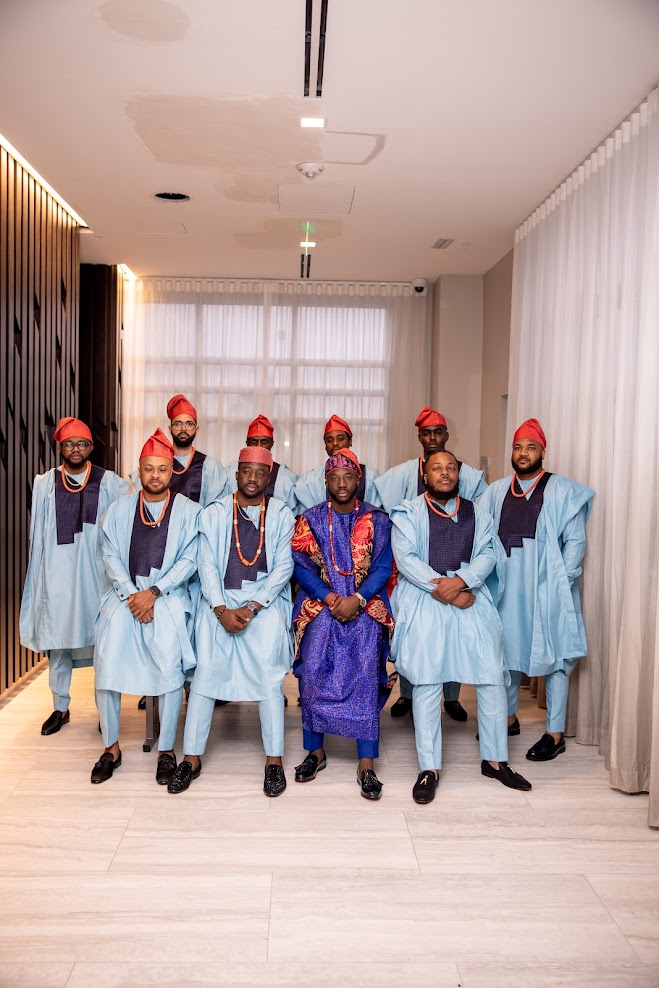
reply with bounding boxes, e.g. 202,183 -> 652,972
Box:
171,420 -> 196,429
60,441 -> 92,451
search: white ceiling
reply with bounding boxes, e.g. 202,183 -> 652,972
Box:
1,0 -> 658,281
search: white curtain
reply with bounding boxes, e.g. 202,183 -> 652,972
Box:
509,87 -> 659,827
122,279 -> 430,477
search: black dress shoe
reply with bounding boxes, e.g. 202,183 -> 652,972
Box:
167,759 -> 201,793
481,760 -> 532,791
137,696 -> 147,710
294,752 -> 327,782
444,700 -> 468,722
41,709 -> 70,736
357,768 -> 383,800
476,716 -> 520,741
264,764 -> 287,797
526,733 -> 565,761
391,696 -> 412,718
156,752 -> 177,786
284,695 -> 289,707
91,751 -> 122,784
412,770 -> 438,804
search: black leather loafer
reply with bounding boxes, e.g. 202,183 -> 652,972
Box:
526,733 -> 565,761
294,752 -> 327,782
412,770 -> 438,804
137,696 -> 147,710
167,759 -> 201,793
481,760 -> 532,791
444,700 -> 468,722
264,764 -> 287,797
41,709 -> 70,736
476,716 -> 520,741
357,768 -> 383,800
91,751 -> 122,784
391,696 -> 412,718
155,752 -> 177,786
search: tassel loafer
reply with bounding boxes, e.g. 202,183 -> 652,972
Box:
91,751 -> 122,784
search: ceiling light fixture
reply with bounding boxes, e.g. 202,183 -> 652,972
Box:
154,192 -> 190,202
300,241 -> 316,248
0,131 -> 88,227
300,117 -> 325,128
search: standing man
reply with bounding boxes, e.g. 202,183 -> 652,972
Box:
91,429 -> 200,785
292,449 -> 394,800
375,407 -> 487,721
390,450 -> 532,803
131,393 -> 228,505
168,446 -> 295,797
226,414 -> 298,512
20,417 -> 130,735
294,414 -> 381,511
479,419 -> 595,762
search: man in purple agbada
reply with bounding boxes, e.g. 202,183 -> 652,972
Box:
291,448 -> 395,801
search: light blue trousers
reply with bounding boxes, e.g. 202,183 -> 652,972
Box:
507,659 -> 578,733
48,647 -> 93,712
183,692 -> 285,757
413,682 -> 508,770
95,688 -> 182,751
399,674 -> 460,703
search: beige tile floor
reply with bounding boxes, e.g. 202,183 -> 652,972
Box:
0,666 -> 657,988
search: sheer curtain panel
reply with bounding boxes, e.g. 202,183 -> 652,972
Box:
122,279 -> 430,478
509,87 -> 659,827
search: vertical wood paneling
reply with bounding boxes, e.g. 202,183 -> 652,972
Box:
0,149 -> 80,697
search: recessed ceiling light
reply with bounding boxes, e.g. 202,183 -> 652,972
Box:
300,117 -> 325,128
300,241 -> 316,248
154,192 -> 190,202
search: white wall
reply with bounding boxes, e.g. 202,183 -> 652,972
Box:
480,249 -> 513,481
430,275 -> 483,469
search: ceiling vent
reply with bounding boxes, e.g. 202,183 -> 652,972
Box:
431,238 -> 454,250
154,192 -> 190,202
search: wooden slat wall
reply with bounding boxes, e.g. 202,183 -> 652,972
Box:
0,147 -> 80,697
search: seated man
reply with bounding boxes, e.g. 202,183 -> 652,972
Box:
226,414 -> 298,513
292,449 -> 394,800
390,450 -> 532,803
294,414 -> 380,510
168,446 -> 295,797
91,429 -> 200,785
376,406 -> 487,722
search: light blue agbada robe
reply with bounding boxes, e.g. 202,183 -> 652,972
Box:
375,456 -> 487,512
130,453 -> 228,506
20,467 -> 130,655
295,464 -> 381,511
193,495 -> 295,701
94,492 -> 201,695
479,474 -> 595,677
390,494 -> 508,686
226,459 -> 298,513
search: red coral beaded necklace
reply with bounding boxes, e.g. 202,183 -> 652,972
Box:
424,490 -> 460,519
171,447 -> 195,476
327,500 -> 359,576
511,469 -> 545,498
233,493 -> 266,567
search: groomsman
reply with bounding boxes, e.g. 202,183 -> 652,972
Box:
20,417 -> 129,735
295,414 -> 381,510
226,414 -> 298,512
91,429 -> 200,785
375,407 -> 487,722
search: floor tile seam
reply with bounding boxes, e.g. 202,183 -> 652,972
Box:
583,872 -> 645,954
62,960 -> 77,988
106,805 -> 138,871
409,834 -> 659,845
266,872 -> 274,961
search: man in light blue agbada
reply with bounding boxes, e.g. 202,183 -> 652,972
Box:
390,451 -> 532,803
479,418 -> 595,763
91,429 -> 201,785
376,406 -> 487,722
295,414 -> 381,511
20,416 -> 130,736
168,445 -> 295,798
226,413 -> 298,512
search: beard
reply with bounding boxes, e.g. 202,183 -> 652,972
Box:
512,454 -> 543,476
61,451 -> 89,472
427,479 -> 460,502
172,432 -> 194,449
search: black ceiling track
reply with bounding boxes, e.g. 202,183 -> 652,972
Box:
316,0 -> 328,97
304,0 -> 313,97
303,0 -> 329,99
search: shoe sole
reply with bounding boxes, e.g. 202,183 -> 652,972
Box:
264,785 -> 287,797
412,793 -> 436,804
167,769 -> 201,794
481,768 -> 532,791
294,761 -> 327,783
526,744 -> 565,762
91,758 -> 121,785
41,715 -> 70,736
356,776 -> 383,800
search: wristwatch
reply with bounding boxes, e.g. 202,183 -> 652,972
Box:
355,592 -> 367,610
246,601 -> 259,615
150,586 -> 162,598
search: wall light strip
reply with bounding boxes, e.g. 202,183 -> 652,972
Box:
118,264 -> 136,282
0,131 -> 88,227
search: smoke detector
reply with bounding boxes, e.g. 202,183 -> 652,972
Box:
296,162 -> 325,180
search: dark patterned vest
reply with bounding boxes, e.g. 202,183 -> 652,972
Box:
427,497 -> 475,574
417,455 -> 463,495
264,461 -> 281,500
498,472 -> 552,557
169,449 -> 206,502
128,495 -> 174,583
223,499 -> 269,589
55,464 -> 105,545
